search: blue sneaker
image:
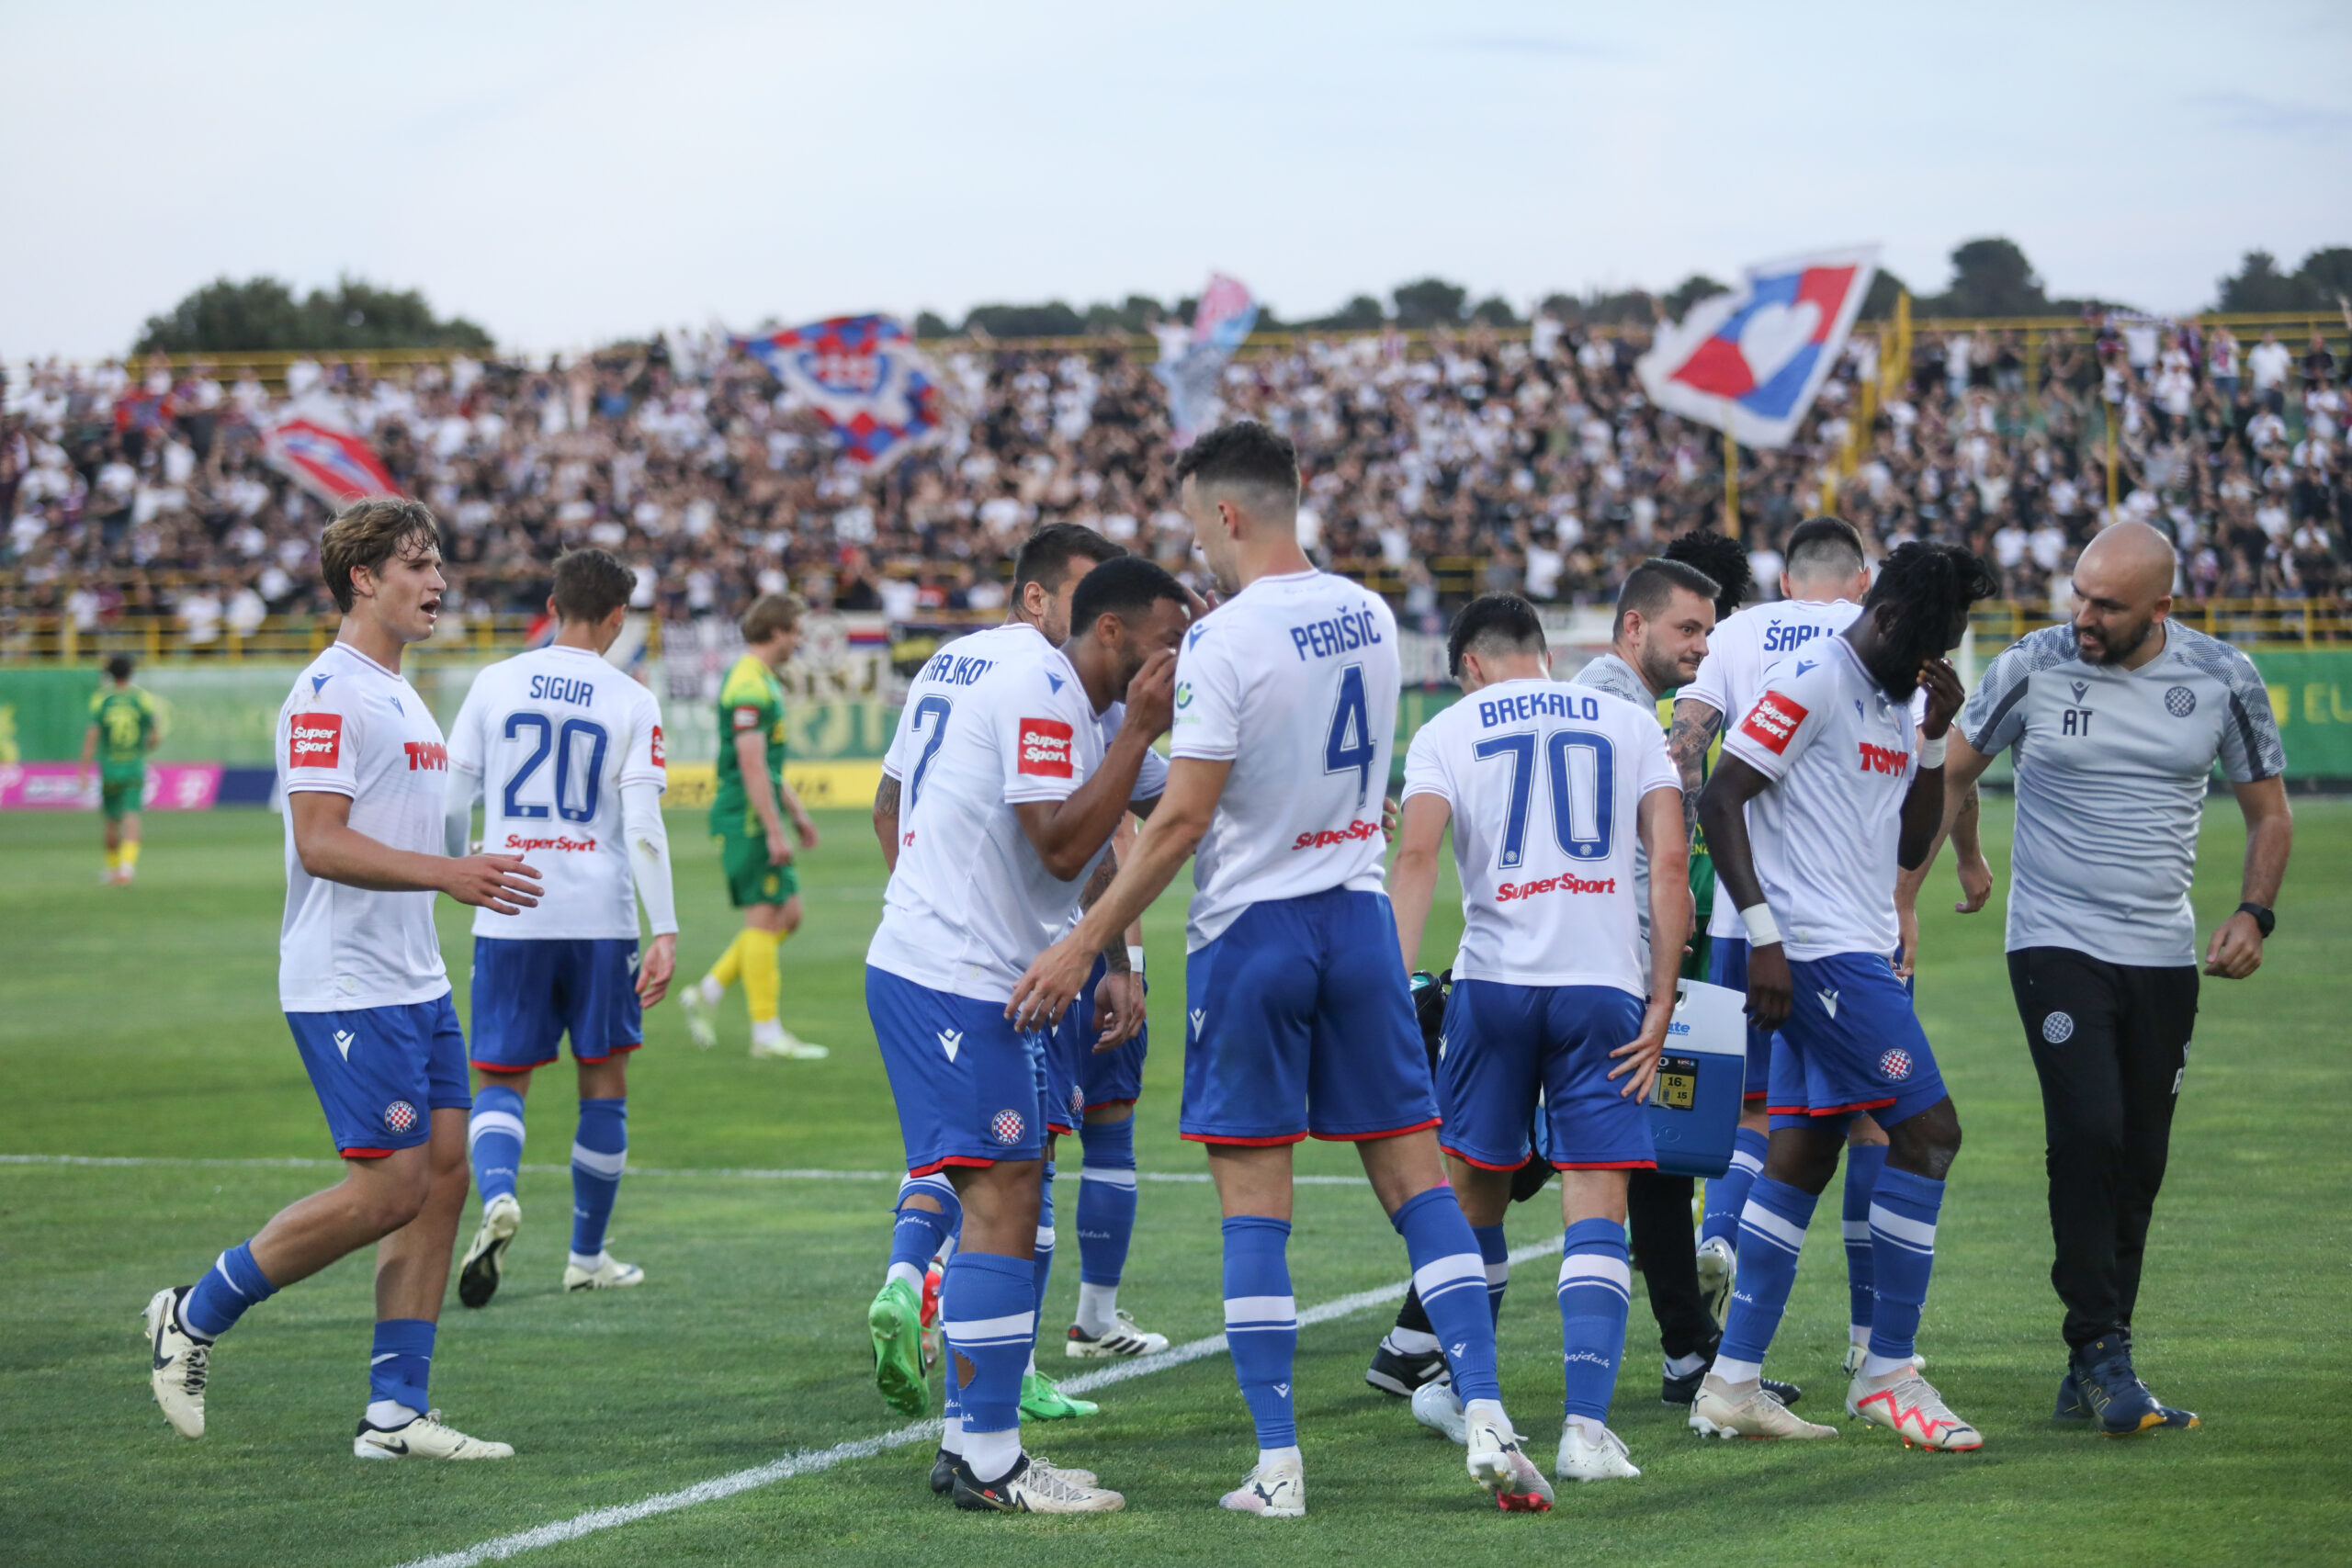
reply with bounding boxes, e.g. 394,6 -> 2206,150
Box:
2056,1367 -> 2199,1430
2068,1336 -> 2174,1436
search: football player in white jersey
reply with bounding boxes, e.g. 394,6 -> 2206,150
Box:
143,500 -> 543,1460
1690,541 -> 1997,1450
1671,517 -> 1903,1368
1385,592 -> 1687,1483
444,549 -> 677,1308
865,553 -> 1188,1514
1012,422 -> 1554,1516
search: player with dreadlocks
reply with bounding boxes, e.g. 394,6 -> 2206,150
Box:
1689,541 -> 1999,1450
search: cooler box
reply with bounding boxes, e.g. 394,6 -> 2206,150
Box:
1645,978 -> 1747,1179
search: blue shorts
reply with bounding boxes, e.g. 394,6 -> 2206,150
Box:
469,937 -> 644,1070
1766,952 -> 1948,1131
287,994 -> 470,1158
1436,980 -> 1657,1170
867,965 -> 1048,1174
1180,888 -> 1436,1145
1706,936 -> 1776,1100
1045,954 -> 1151,1133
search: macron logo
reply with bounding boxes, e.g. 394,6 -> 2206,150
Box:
937,1030 -> 962,1063
311,673 -> 332,694
1189,1009 -> 1205,1038
1819,990 -> 1839,1020
1272,1382 -> 1290,1398
334,1029 -> 356,1061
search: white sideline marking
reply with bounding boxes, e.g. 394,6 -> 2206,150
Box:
388,1235 -> 1568,1568
0,1153 -> 1367,1185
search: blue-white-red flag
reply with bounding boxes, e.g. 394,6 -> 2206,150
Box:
736,315 -> 942,468
1636,246 -> 1879,448
1154,273 -> 1259,447
264,413 -> 399,507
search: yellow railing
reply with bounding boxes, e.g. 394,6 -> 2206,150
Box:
1970,598 -> 2352,653
0,612 -> 612,665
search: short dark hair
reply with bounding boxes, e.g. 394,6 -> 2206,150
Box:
740,592 -> 801,645
1012,523 -> 1122,601
1784,515 -> 1867,583
319,497 -> 439,614
1446,593 -> 1546,680
1173,420 -> 1299,504
1068,554 -> 1188,637
1613,558 -> 1721,639
106,653 -> 136,682
1664,528 -> 1753,618
551,548 -> 636,625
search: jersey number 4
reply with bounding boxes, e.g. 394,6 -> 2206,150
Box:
1324,663 -> 1377,807
1472,728 -> 1616,867
503,713 -> 608,823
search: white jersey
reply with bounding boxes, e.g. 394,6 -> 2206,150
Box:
1402,676 -> 1679,996
274,642 -> 453,1012
868,623 -> 1136,1003
1717,636 -> 1917,962
1170,570 -> 1397,951
1683,596 -> 1863,939
446,645 -> 669,940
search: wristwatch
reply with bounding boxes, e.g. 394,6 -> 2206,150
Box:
2236,901 -> 2276,938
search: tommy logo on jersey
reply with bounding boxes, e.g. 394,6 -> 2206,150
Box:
288,713 -> 344,768
403,740 -> 448,772
1738,692 -> 1808,754
1016,718 -> 1075,778
1857,740 -> 1908,775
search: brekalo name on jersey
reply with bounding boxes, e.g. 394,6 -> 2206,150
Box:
1495,870 -> 1620,903
526,672 -> 598,707
1476,690 -> 1604,728
1291,818 -> 1385,852
1287,608 -> 1383,662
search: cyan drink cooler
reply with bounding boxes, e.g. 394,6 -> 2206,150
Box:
1645,979 -> 1747,1179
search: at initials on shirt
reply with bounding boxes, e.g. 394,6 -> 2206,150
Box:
2061,707 -> 2094,736
404,740 -> 448,771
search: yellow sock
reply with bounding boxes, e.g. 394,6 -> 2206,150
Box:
104,845 -> 121,871
121,840 -> 141,869
740,928 -> 782,1026
707,930 -> 750,991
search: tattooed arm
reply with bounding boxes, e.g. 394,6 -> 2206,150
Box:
1667,698 -> 1723,842
873,773 -> 901,873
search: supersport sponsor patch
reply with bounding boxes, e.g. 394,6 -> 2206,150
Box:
1496,871 -> 1620,902
1016,717 -> 1075,778
649,725 -> 666,766
288,712 -> 344,768
1737,691 -> 1807,754
1290,818 -> 1384,851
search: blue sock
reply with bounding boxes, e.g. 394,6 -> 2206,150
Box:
942,1250 -> 1035,1438
1391,1186 -> 1501,1405
888,1174 -> 961,1283
1076,1119 -> 1137,1287
369,1318 -> 435,1415
570,1097 -> 627,1260
1717,1177 -> 1818,1369
468,1082 -> 526,1209
1842,1143 -> 1888,1337
1473,1223 -> 1510,1325
1030,1160 -> 1057,1329
1702,1127 -> 1769,1248
180,1240 -> 277,1340
1222,1215 -> 1298,1450
1865,1165 -> 1945,1367
1557,1218 -> 1633,1423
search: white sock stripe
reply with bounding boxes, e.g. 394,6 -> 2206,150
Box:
468,1110 -> 526,1146
1867,1202 -> 1938,1249
941,1310 -> 1035,1342
1411,1253 -> 1487,1302
1034,1225 -> 1056,1249
1555,1254 -> 1634,1293
1077,1167 -> 1138,1189
896,1174 -> 956,1202
1223,1294 -> 1298,1327
210,1250 -> 254,1300
570,1143 -> 628,1179
1483,1260 -> 1511,1285
1840,1219 -> 1871,1243
1738,1199 -> 1810,1252
1729,1149 -> 1764,1176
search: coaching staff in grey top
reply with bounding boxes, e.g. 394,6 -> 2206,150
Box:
1939,520 -> 2290,1435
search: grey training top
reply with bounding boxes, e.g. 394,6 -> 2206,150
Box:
1959,621 -> 2284,967
1569,652 -> 1662,950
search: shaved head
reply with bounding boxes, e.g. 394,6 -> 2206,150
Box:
2071,521 -> 2177,667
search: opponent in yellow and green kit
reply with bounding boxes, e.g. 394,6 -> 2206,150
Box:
85,664 -> 161,881
711,650 -> 799,908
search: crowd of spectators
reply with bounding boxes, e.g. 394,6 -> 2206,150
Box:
2,306 -> 2347,656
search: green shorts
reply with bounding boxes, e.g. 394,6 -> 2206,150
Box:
100,774 -> 143,822
716,822 -> 801,908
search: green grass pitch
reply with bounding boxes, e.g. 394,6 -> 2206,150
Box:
2,798 -> 2347,1565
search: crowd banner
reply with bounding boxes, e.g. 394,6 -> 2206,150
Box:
1154,274 -> 1259,448
734,317 -> 943,469
1638,247 -> 1879,448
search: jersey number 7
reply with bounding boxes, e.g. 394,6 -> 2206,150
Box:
1472,728 -> 1616,868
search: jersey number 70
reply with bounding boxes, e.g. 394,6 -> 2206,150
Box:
1472,729 -> 1616,867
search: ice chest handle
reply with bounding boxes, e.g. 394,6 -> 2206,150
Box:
1645,978 -> 1748,1179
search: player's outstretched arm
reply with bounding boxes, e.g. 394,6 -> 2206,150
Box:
2207,774 -> 2291,978
1612,786 -> 1690,1102
1696,756 -> 1790,1028
289,791 -> 542,914
1007,755 -> 1228,1031
872,773 -> 901,872
1385,794 -> 1451,976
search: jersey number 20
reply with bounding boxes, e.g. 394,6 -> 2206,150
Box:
1472,728 -> 1615,867
503,713 -> 608,824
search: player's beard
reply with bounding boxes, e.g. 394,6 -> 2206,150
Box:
2076,613 -> 2155,666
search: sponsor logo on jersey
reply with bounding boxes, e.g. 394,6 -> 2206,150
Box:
1737,691 -> 1807,754
1175,681 -> 1193,709
402,740 -> 448,772
730,705 -> 764,732
382,1100 -> 420,1134
1016,717 -> 1076,777
645,725 -> 664,766
1290,818 -> 1384,851
2041,1010 -> 2075,1044
990,1108 -> 1026,1145
502,832 -> 598,852
288,712 -> 344,768
1857,739 -> 1908,775
1496,872 -> 1620,902
1876,1047 -> 1912,1081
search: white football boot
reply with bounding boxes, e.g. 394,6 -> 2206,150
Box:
143,1287 -> 209,1438
679,981 -> 719,1049
1064,1309 -> 1170,1359
458,1194 -> 522,1309
1847,1369 -> 1982,1451
562,1252 -> 646,1292
1556,1420 -> 1641,1482
748,1023 -> 829,1060
1412,1377 -> 1468,1444
1219,1453 -> 1306,1517
952,1453 -> 1125,1512
354,1409 -> 514,1460
1690,1378 -> 1838,1439
1695,1236 -> 1736,1325
1465,1410 -> 1555,1511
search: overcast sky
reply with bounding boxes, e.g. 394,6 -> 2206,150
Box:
6,0 -> 2348,359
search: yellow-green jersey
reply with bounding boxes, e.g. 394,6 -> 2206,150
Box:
711,653 -> 787,831
90,685 -> 159,781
